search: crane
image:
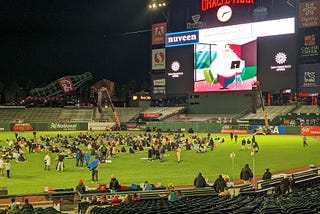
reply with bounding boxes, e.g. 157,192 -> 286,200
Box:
254,81 -> 271,135
98,87 -> 121,130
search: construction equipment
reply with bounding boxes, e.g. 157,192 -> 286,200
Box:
98,87 -> 121,130
254,81 -> 271,135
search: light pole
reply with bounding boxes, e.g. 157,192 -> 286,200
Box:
148,0 -> 168,104
251,150 -> 256,190
230,152 -> 236,196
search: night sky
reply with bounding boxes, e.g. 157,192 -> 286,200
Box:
1,1 -> 152,87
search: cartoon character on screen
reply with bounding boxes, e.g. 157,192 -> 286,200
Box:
210,44 -> 245,89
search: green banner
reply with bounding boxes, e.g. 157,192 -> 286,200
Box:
48,122 -> 79,131
0,123 -> 11,131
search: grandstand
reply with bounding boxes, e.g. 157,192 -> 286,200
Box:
292,105 -> 320,114
0,106 -> 187,124
77,166 -> 320,214
77,187 -> 320,214
240,106 -> 296,121
0,105 -> 319,126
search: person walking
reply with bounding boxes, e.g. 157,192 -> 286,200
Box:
88,157 -> 100,183
303,135 -> 308,147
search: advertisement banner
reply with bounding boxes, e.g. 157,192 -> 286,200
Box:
300,126 -> 320,135
48,122 -> 78,131
57,76 -> 74,94
221,129 -> 248,134
165,30 -> 199,47
88,122 -> 114,131
298,63 -> 320,93
299,1 -> 320,28
12,123 -> 33,131
143,113 -> 160,119
151,73 -> 166,99
298,27 -> 320,64
152,22 -> 167,45
251,125 -> 286,134
186,14 -> 206,29
152,49 -> 165,70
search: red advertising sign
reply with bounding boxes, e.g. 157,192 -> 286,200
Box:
221,129 -> 248,134
13,123 -> 33,131
126,123 -> 138,128
299,1 -> 320,28
152,22 -> 167,45
143,113 -> 160,118
201,0 -> 255,12
152,48 -> 166,70
58,76 -> 74,94
300,126 -> 320,135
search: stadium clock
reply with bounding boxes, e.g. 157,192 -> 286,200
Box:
217,5 -> 233,22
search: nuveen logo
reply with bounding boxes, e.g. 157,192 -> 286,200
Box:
166,30 -> 199,47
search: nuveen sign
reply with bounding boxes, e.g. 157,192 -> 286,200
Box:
165,30 -> 199,47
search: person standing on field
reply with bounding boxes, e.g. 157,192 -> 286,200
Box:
0,157 -> 4,177
44,152 -> 51,170
5,160 -> 11,178
176,146 -> 182,163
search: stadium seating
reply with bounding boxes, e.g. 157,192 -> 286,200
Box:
240,105 -> 296,122
78,185 -> 320,213
292,105 -> 320,114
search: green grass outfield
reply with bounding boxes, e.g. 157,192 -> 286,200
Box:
0,131 -> 319,195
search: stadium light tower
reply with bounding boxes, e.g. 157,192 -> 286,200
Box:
148,0 -> 168,22
148,0 -> 167,9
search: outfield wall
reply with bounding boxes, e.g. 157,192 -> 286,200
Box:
146,121 -> 225,133
0,122 -> 318,135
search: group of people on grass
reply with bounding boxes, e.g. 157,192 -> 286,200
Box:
0,131 -> 234,180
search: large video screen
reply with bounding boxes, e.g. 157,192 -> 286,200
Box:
192,17 -> 294,93
194,39 -> 257,92
257,34 -> 296,91
166,45 -> 194,95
